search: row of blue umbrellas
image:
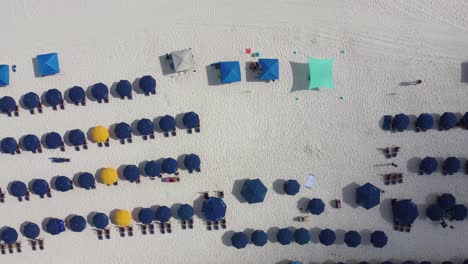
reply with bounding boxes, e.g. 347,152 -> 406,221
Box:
419,156 -> 466,175
239,179 -> 302,204
426,193 -> 467,221
0,112 -> 200,155
387,112 -> 468,132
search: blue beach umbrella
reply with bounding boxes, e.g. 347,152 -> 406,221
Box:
231,232 -> 248,249
344,230 -> 361,248
393,200 -> 419,225
294,228 -> 310,245
162,158 -> 178,174
144,161 -> 161,177
22,222 -> 40,239
420,157 -> 438,175
443,157 -> 460,175
381,262 -> 393,264
1,137 -> 18,154
184,154 -> 201,172
437,193 -> 456,210
68,86 -> 86,105
114,122 -> 132,140
68,129 -> 86,146
92,83 -> 109,101
276,228 -> 293,245
138,208 -> 154,224
69,215 -> 86,232
0,96 -> 17,114
240,179 -> 268,204
54,176 -> 73,192
420,261 -> 432,264
402,261 -> 416,264
45,89 -> 63,107
1,227 -> 18,244
155,206 -> 172,223
78,172 -> 95,190
92,213 -> 109,229
45,132 -> 63,149
46,218 -> 65,235
202,197 -> 227,221
10,181 -> 28,198
31,179 -> 49,196
460,112 -> 468,129
159,115 -> 176,132
392,114 -> 409,132
22,92 -> 41,110
370,231 -> 388,248
426,204 -> 444,221
356,182 -> 381,210
137,118 -> 154,136
139,75 -> 156,94
36,53 -> 60,76
116,80 -> 132,98
319,229 -> 336,246
258,58 -> 279,81
123,165 -> 140,182
22,134 -> 41,152
183,112 -> 200,129
439,112 -> 458,130
251,230 -> 268,246
0,65 -> 9,86
308,198 -> 325,215
416,113 -> 433,131
284,179 -> 300,196
219,61 -> 241,83
177,204 -> 194,221
450,204 -> 467,221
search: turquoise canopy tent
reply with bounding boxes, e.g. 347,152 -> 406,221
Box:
307,57 -> 334,89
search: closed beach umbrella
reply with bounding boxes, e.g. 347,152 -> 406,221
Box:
144,161 -> 161,177
46,218 -> 65,235
284,179 -> 300,196
45,89 -> 63,107
426,204 -> 444,221
319,229 -> 336,246
159,115 -> 176,132
92,126 -> 109,143
116,80 -> 132,98
416,113 -> 434,131
370,231 -> 388,248
0,96 -> 17,114
69,215 -> 86,232
393,200 -> 419,225
92,213 -> 109,229
240,179 -> 268,204
78,172 -> 95,189
139,75 -> 156,94
68,86 -> 86,105
437,193 -> 456,210
114,122 -> 132,140
68,129 -> 86,146
22,92 -> 40,110
10,181 -> 28,198
31,179 -> 49,196
162,158 -> 178,174
138,208 -> 154,224
54,176 -> 73,192
45,132 -> 63,149
356,182 -> 381,210
443,157 -> 460,175
184,154 -> 201,172
251,230 -> 268,246
137,118 -> 154,136
114,210 -> 131,227
392,114 -> 409,132
450,204 -> 467,221
183,112 -> 200,129
439,112 -> 458,130
123,165 -> 140,182
420,157 -> 438,175
177,204 -> 194,221
155,206 -> 172,223
22,222 -> 40,239
294,228 -> 310,245
231,232 -> 248,249
100,168 -> 118,185
460,112 -> 468,129
1,137 -> 18,154
344,230 -> 361,248
1,227 -> 18,244
202,197 -> 227,221
308,198 -> 325,215
277,228 -> 293,245
92,83 -> 109,101
22,134 -> 40,152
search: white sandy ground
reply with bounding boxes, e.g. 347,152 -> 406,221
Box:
0,1 -> 468,263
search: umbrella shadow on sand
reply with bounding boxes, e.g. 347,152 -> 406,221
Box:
342,182 -> 359,208
289,61 -> 312,92
379,198 -> 394,224
461,62 -> 468,83
231,179 -> 248,203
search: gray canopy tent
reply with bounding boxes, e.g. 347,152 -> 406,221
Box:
171,49 -> 195,72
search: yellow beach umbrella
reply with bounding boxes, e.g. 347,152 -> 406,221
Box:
114,209 -> 131,227
92,126 -> 109,143
101,167 -> 118,185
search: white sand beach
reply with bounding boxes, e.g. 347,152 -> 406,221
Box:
0,1 -> 467,263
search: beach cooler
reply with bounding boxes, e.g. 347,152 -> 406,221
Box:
382,115 -> 393,131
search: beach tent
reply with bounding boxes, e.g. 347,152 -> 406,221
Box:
0,65 -> 9,86
202,197 -> 227,221
177,204 -> 194,221
159,115 -> 176,133
219,61 -> 241,83
171,49 -> 195,72
240,179 -> 268,204
78,172 -> 95,190
92,126 -> 109,143
139,75 -> 156,94
22,222 -> 40,239
307,57 -> 334,89
45,132 -> 63,149
251,230 -> 268,246
114,210 -> 131,227
68,86 -> 86,105
370,231 -> 388,248
162,158 -> 178,174
258,58 -> 279,81
231,232 -> 248,249
144,161 -> 162,177
439,112 -> 458,130
45,89 -> 63,107
1,227 -> 18,244
460,112 -> 468,129
356,182 -> 381,210
183,112 -> 200,129
36,53 -> 60,76
450,204 -> 467,221
155,206 -> 172,223
69,215 -> 86,232
69,129 -> 86,146
294,228 -> 310,245
10,181 -> 28,198
392,200 -> 418,225
392,114 -> 410,132
344,230 -> 361,248
114,122 -> 132,140
22,92 -> 41,110
91,83 -> 109,102
123,165 -> 140,182
137,118 -> 154,136
31,179 -> 49,197
416,113 -> 434,131
284,179 -> 300,196
100,168 -> 118,185
138,208 -> 154,224
184,154 -> 201,172
0,96 -> 17,114
22,134 -> 41,152
426,204 -> 444,221
420,157 -> 438,175
1,137 -> 18,154
116,80 -> 132,98
277,228 -> 293,245
54,176 -> 73,192
92,213 -> 109,229
319,229 -> 336,246
46,218 -> 65,235
443,157 -> 460,175
437,193 -> 456,210
308,198 -> 325,215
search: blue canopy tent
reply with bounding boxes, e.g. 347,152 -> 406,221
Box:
45,132 -> 63,149
202,197 -> 227,221
416,113 -> 434,132
159,115 -> 176,134
420,157 -> 438,175
155,206 -> 172,223
231,232 -> 248,249
162,158 -> 178,174
177,204 -> 194,221
426,204 -> 444,221
392,200 -> 419,225
137,118 -> 154,137
184,154 -> 201,173
443,157 -> 460,175
92,213 -> 109,229
450,204 -> 467,221
78,172 -> 95,190
22,134 -> 41,152
144,161 -> 162,177
344,230 -> 361,248
114,122 -> 132,141
1,137 -> 18,154
139,75 -> 156,94
69,215 -> 87,232
439,112 -> 458,130
138,208 -> 154,224
1,227 -> 18,244
68,129 -> 86,146
22,92 -> 41,111
31,179 -> 49,197
294,228 -> 310,245
45,89 -> 63,109
22,222 -> 40,239
392,114 -> 410,132
54,176 -> 73,192
319,229 -> 336,246
251,230 -> 268,246
92,83 -> 109,102
68,86 -> 86,105
284,179 -> 300,196
240,179 -> 268,204
461,112 -> 468,129
356,182 -> 381,210
36,52 -> 60,76
10,181 -> 28,198
123,165 -> 140,182
219,61 -> 241,83
183,112 -> 200,130
116,80 -> 133,99
308,198 -> 325,215
370,231 -> 388,248
0,96 -> 17,115
437,193 -> 456,210
46,218 -> 65,235
0,65 -> 9,86
258,59 -> 279,81
277,228 -> 293,245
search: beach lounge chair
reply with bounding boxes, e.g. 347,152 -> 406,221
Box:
0,188 -> 4,203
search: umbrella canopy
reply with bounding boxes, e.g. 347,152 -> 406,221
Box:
251,230 -> 268,246
0,65 -> 9,86
202,197 -> 227,221
307,57 -> 334,89
36,52 -> 60,76
54,176 -> 73,192
92,213 -> 109,229
344,230 -> 361,248
68,86 -> 86,104
277,228 -> 293,245
31,179 -> 49,196
231,232 -> 248,249
308,198 -> 325,215
319,229 -> 336,246
258,58 -> 279,81
138,208 -> 154,224
22,222 -> 40,239
420,261 -> 432,264
183,112 -> 200,129
92,126 -> 109,143
392,114 -> 410,132
171,49 -> 195,72
356,182 -> 381,210
184,154 -> 201,171
114,122 -> 132,140
46,218 -> 65,235
420,157 -> 438,175
393,199 -> 419,225
22,92 -> 41,109
219,61 -> 241,83
10,181 -> 28,197
137,118 -> 154,136
22,134 -> 40,152
116,80 -> 132,98
402,261 -> 416,264
416,113 -> 434,131
1,137 -> 18,154
294,228 -> 310,245
443,157 -> 460,174
437,193 -> 456,210
45,132 -> 63,149
240,179 -> 268,204
78,172 -> 95,189
69,129 -> 86,146
370,231 -> 388,248
284,179 -> 300,196
177,204 -> 194,221
123,165 -> 140,182
69,215 -> 87,232
450,204 -> 467,221
154,206 -> 172,223
439,112 -> 458,130
100,168 -> 118,185
162,158 -> 178,174
1,227 -> 18,244
460,112 -> 468,129
159,115 -> 176,132
114,210 -> 131,227
139,75 -> 156,94
45,89 -> 63,107
92,83 -> 109,101
144,161 -> 161,177
0,96 -> 16,114
426,204 -> 444,221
